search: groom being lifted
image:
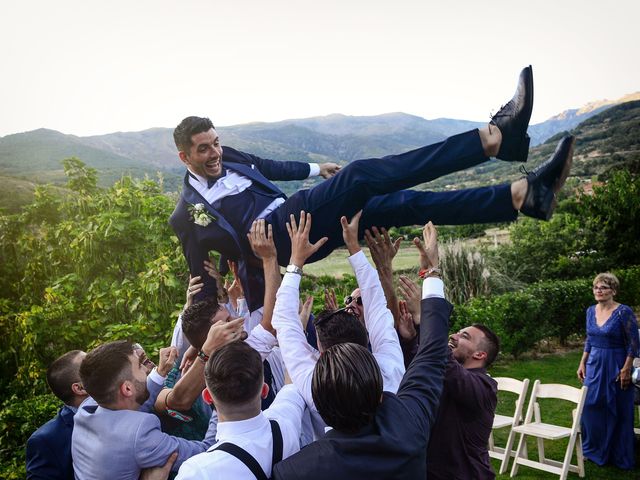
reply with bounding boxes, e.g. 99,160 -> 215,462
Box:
170,66 -> 575,312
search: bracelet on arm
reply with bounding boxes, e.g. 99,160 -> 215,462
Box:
197,350 -> 210,363
419,267 -> 442,279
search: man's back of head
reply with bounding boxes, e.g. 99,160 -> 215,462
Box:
79,340 -> 141,408
314,309 -> 368,352
182,298 -> 222,349
47,349 -> 86,407
312,342 -> 382,434
205,341 -> 265,419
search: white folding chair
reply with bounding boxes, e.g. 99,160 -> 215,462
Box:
510,381 -> 588,480
488,377 -> 530,474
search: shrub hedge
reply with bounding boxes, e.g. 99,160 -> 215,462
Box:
451,266 -> 640,358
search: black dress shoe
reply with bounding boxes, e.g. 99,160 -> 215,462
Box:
521,135 -> 575,220
490,66 -> 534,163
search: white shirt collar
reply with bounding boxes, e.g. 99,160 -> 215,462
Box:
214,411 -> 269,444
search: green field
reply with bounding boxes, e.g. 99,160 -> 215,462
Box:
304,246 -> 420,277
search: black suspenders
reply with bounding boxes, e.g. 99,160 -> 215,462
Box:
212,420 -> 283,480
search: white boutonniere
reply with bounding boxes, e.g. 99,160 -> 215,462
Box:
188,203 -> 216,227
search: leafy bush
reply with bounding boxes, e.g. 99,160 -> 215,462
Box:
0,394 -> 60,479
451,266 -> 640,358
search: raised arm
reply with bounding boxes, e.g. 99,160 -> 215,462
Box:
342,213 -> 405,393
364,226 -> 403,329
247,219 -> 280,336
397,222 -> 450,436
272,211 -> 328,409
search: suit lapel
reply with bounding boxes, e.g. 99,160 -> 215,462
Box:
180,174 -> 241,246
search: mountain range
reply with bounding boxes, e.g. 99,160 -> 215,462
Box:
1,92 -> 639,213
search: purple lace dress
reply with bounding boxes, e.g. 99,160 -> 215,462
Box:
581,304 -> 639,470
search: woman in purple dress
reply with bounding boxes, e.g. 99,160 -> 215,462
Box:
577,272 -> 639,470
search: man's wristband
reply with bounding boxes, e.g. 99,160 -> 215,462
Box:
197,350 -> 210,363
419,267 -> 442,279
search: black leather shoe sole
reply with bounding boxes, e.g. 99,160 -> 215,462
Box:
521,136 -> 575,220
492,66 -> 534,163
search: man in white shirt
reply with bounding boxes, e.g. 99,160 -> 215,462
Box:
176,341 -> 306,479
266,211 -> 404,437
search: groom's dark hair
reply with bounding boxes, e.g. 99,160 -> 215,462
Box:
174,116 -> 215,152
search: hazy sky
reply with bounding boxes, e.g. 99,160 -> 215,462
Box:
2,0 -> 638,137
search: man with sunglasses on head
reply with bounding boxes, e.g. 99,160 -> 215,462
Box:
269,211 -> 405,438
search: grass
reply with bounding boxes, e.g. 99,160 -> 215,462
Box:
304,246 -> 419,277
488,350 -> 640,479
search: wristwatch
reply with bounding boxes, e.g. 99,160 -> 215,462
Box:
286,264 -> 303,276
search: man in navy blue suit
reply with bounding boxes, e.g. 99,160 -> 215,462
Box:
26,350 -> 88,480
170,67 -> 574,313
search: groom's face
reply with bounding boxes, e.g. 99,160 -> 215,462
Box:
180,128 -> 224,179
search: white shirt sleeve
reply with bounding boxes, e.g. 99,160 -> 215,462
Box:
245,324 -> 278,361
272,273 -> 320,411
422,277 -> 445,299
348,250 -> 405,393
264,384 -> 306,456
307,163 -> 320,177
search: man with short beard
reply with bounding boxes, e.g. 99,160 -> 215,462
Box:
426,324 -> 500,480
71,340 -> 219,480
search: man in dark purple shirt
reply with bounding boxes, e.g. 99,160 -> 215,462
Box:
427,323 -> 500,480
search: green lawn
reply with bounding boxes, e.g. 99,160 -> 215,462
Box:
488,350 -> 639,479
305,246 -> 419,277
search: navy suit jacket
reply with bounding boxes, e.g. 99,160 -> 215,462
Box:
169,146 -> 311,312
272,297 -> 452,480
26,404 -> 75,480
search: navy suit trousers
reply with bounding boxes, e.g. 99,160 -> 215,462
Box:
267,129 -> 517,265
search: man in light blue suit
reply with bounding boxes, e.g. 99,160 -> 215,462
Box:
72,340 -> 218,480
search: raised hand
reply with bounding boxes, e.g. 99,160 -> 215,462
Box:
340,210 -> 362,255
224,260 -> 243,306
397,300 -> 417,341
287,211 -> 328,267
324,288 -> 339,311
365,226 -> 402,272
398,275 -> 422,324
412,221 -> 439,270
203,257 -> 229,303
201,317 -> 247,356
157,346 -> 178,377
299,295 -> 314,330
247,219 -> 277,259
185,275 -> 204,309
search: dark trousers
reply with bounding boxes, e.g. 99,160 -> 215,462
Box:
267,129 -> 518,265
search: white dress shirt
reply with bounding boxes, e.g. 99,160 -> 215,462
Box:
175,385 -> 306,480
187,162 -> 320,220
272,251 -> 406,437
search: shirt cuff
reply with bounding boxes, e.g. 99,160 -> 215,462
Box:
347,249 -> 366,267
282,271 -> 303,288
148,368 -> 166,384
307,163 -> 320,177
251,323 -> 278,348
422,277 -> 445,299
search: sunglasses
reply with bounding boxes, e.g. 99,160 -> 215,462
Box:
314,305 -> 359,327
344,295 -> 363,306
